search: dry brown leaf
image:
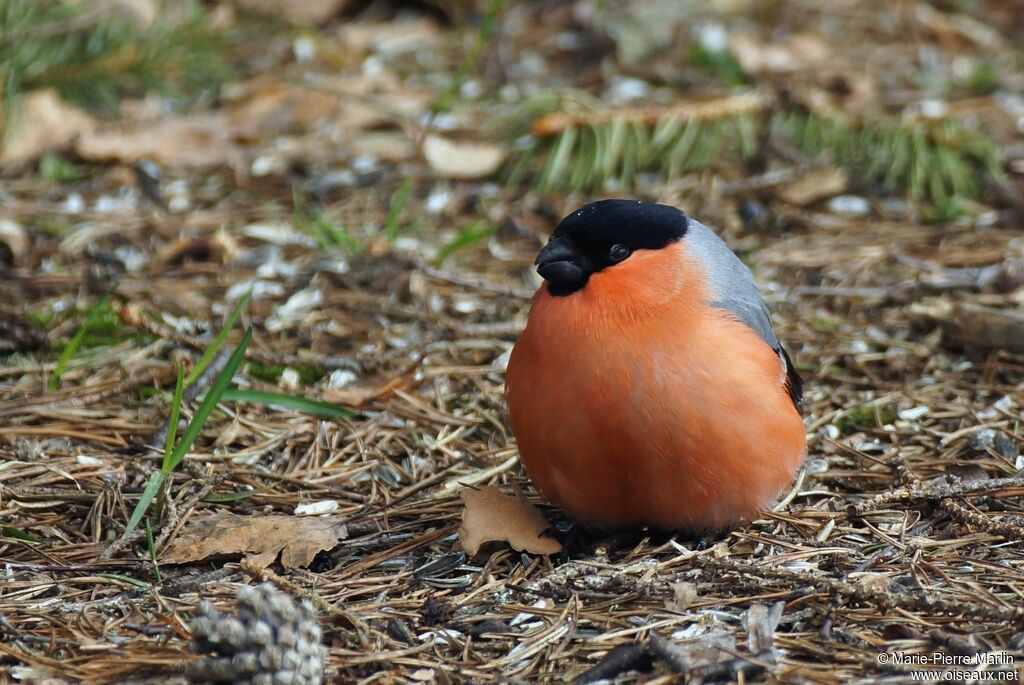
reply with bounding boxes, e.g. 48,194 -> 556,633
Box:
779,167 -> 848,206
729,32 -> 830,75
423,134 -> 506,179
76,75 -> 426,170
227,0 -> 352,23
76,114 -> 243,168
228,79 -> 344,132
164,514 -> 348,568
458,486 -> 562,556
229,75 -> 430,135
0,90 -> 96,168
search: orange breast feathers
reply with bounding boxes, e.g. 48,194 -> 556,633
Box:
505,242 -> 806,532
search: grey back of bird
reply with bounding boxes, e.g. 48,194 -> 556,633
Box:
685,219 -> 779,350
684,219 -> 804,411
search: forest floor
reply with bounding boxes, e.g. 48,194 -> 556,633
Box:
2,1 -> 1024,683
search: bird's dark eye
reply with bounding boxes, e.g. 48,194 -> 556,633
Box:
609,244 -> 631,262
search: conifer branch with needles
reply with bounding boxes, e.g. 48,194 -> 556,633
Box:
500,89 -> 1005,205
0,0 -> 231,125
501,90 -> 765,193
773,108 -> 1003,205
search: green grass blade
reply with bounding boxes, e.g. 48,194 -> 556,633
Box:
219,388 -> 356,418
433,221 -> 496,267
161,364 -> 186,472
385,176 -> 412,243
314,213 -> 363,254
1,526 -> 41,543
123,330 -> 252,538
606,116 -> 627,176
97,574 -> 152,589
124,471 -> 165,538
49,285 -> 116,392
145,519 -> 162,584
433,0 -> 503,114
203,490 -> 258,503
540,127 -> 577,190
166,327 -> 253,474
185,290 -> 250,387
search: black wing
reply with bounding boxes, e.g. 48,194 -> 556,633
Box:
778,344 -> 803,413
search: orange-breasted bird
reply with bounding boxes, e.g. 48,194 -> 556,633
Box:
505,200 -> 806,533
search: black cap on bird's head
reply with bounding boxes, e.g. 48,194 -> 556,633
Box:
536,200 -> 689,296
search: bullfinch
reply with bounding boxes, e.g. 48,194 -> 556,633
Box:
505,200 -> 806,532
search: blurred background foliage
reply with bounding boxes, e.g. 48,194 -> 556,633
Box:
0,0 -> 231,118
1,0 -> 1023,211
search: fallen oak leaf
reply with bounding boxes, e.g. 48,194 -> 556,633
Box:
164,514 -> 348,569
458,486 -> 562,556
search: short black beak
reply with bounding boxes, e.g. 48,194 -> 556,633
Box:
536,240 -> 588,293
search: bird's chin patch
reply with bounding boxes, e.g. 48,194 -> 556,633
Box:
538,261 -> 589,296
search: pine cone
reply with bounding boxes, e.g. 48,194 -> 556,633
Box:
187,583 -> 325,685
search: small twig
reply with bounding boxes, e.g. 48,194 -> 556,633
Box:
151,486 -> 182,554
0,611 -> 24,640
96,528 -> 145,561
695,556 -> 1024,625
161,568 -> 233,597
852,474 -> 1024,514
531,92 -> 768,137
0,560 -> 141,572
939,493 -> 1024,540
507,583 -> 572,602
